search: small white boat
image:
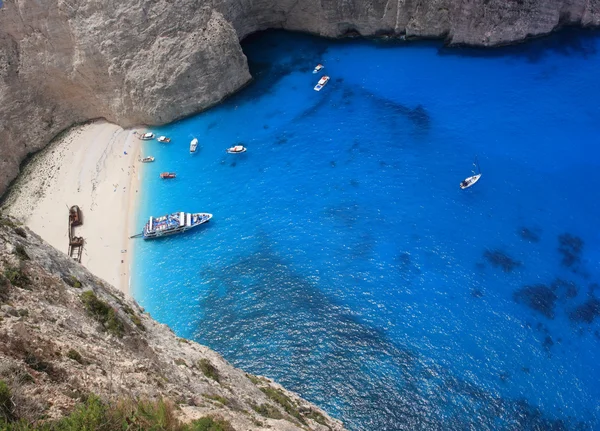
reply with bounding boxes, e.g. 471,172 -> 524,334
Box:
140,156 -> 155,163
226,145 -> 246,154
460,174 -> 481,189
140,132 -> 155,140
460,157 -> 482,189
314,75 -> 330,92
313,64 -> 324,74
157,136 -> 171,143
190,138 -> 198,153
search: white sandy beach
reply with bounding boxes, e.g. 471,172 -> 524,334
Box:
1,120 -> 144,295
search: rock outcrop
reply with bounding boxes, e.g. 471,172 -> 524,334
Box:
1,0 -> 600,197
0,215 -> 344,429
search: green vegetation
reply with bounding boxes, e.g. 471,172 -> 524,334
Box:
24,353 -> 50,374
197,359 -> 219,382
203,395 -> 230,406
0,380 -> 14,422
66,349 -> 83,364
14,245 -> 29,261
174,358 -> 187,367
251,403 -> 283,419
80,291 -> 124,337
70,276 -> 81,289
304,409 -> 329,426
3,266 -> 29,289
245,374 -> 261,385
189,416 -> 235,431
260,387 -> 304,424
0,394 -> 236,431
0,217 -> 16,229
0,275 -> 9,302
122,304 -> 145,331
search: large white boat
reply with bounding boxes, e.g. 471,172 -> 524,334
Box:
190,138 -> 198,153
314,75 -> 330,91
142,212 -> 212,239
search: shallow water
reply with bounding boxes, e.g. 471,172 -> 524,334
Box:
133,30 -> 600,430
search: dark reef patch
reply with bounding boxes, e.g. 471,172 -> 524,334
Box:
551,278 -> 578,299
518,227 -> 541,242
569,298 -> 600,324
542,335 -> 554,354
513,284 -> 557,319
558,233 -> 584,268
471,289 -> 484,298
483,249 -> 522,272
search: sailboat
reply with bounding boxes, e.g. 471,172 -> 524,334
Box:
460,157 -> 482,189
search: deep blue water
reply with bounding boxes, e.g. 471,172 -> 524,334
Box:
132,30 -> 600,430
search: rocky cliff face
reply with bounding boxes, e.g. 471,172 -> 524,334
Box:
0,0 -> 600,194
1,0 -> 599,197
0,215 -> 344,429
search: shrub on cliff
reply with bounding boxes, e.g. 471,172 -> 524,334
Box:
0,380 -> 15,422
80,291 -> 124,337
197,359 -> 219,382
1,395 -> 236,431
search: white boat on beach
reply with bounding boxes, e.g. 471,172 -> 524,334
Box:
313,64 -> 324,74
142,212 -> 212,239
226,145 -> 246,154
140,156 -> 155,163
157,136 -> 171,143
190,138 -> 198,153
140,132 -> 155,140
460,157 -> 482,189
314,75 -> 330,91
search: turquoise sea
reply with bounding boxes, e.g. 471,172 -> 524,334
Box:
132,30 -> 600,430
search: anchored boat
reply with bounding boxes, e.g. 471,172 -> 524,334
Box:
140,132 -> 155,140
157,136 -> 171,143
460,157 -> 482,189
226,145 -> 246,154
160,172 -> 176,179
142,212 -> 212,239
313,64 -> 324,74
314,75 -> 330,91
190,138 -> 198,153
140,156 -> 155,163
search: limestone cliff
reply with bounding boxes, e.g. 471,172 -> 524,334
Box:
0,215 -> 344,429
1,0 -> 600,197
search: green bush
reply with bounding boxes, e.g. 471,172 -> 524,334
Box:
245,374 -> 261,385
0,380 -> 14,422
260,387 -> 304,424
251,403 -> 283,419
14,245 -> 29,261
66,349 -> 83,364
80,291 -> 124,337
4,266 -> 29,289
204,395 -> 229,406
190,416 -> 235,431
2,396 -> 187,430
197,359 -> 219,382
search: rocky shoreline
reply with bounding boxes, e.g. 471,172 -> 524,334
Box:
0,215 -> 345,429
